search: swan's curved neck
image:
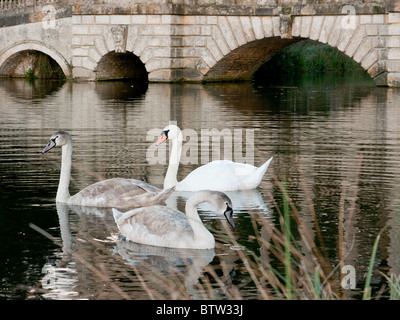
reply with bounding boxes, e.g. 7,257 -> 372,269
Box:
185,192 -> 214,242
57,141 -> 72,203
164,131 -> 182,189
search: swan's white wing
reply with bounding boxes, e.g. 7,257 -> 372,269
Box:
177,160 -> 257,191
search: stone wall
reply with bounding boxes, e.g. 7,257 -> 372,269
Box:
75,0 -> 398,15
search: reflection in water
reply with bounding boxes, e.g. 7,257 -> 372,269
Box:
0,79 -> 66,100
166,189 -> 270,217
95,81 -> 148,101
40,203 -> 77,300
1,73 -> 400,299
115,240 -> 215,300
38,202 -> 238,300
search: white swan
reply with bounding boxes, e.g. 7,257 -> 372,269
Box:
112,190 -> 235,249
42,130 -> 174,209
156,124 -> 273,191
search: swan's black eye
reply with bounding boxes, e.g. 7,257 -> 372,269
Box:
162,130 -> 170,137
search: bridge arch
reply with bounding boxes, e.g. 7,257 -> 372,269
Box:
95,51 -> 148,81
200,15 -> 383,84
0,42 -> 71,78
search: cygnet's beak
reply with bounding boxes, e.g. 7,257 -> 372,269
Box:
42,139 -> 56,154
224,205 -> 235,229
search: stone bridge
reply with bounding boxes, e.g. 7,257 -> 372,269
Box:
1,0 -> 400,86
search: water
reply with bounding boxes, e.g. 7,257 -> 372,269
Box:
1,72 -> 400,300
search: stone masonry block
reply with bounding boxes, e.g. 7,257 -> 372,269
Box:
361,50 -> 378,70
132,37 -> 148,57
95,36 -> 108,56
389,13 -> 400,24
131,15 -> 147,24
89,47 -> 102,62
328,16 -> 344,47
200,47 -> 217,68
337,27 -> 355,52
72,67 -> 95,80
240,16 -> 255,42
153,25 -> 171,36
389,25 -> 400,35
272,16 -> 280,36
72,15 -> 81,24
95,15 -> 110,24
319,16 -> 336,43
207,16 -> 218,25
71,36 -> 81,46
81,36 -> 95,46
353,38 -> 371,63
261,17 -> 273,38
82,57 -> 97,70
387,61 -> 400,72
206,38 -> 224,62
126,26 -> 139,52
291,16 -> 301,37
145,58 -> 170,73
72,56 -> 82,67
148,15 -> 161,24
373,15 -> 385,24
365,25 -> 378,36
103,28 -> 115,52
218,16 -> 238,50
81,15 -> 95,24
227,16 -> 246,46
195,16 -> 207,25
212,26 -> 230,55
388,48 -> 400,60
300,16 -> 312,38
140,49 -> 153,64
161,15 -> 172,24
345,26 -> 366,57
388,73 -> 400,87
251,16 -> 264,40
182,16 -> 196,25
89,25 -> 103,35
110,15 -> 131,25
387,37 -> 400,48
72,47 -> 89,57
310,16 -> 324,40
360,15 -> 372,24
72,25 -> 89,35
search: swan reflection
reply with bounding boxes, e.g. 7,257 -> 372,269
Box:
40,203 -> 79,300
115,239 -> 215,299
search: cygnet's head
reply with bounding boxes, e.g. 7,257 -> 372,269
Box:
195,190 -> 235,229
42,131 -> 72,154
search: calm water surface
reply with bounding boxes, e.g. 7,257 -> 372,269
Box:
1,72 -> 400,300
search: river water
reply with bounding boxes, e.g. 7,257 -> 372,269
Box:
1,71 -> 400,300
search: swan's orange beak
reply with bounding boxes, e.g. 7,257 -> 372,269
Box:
156,132 -> 168,146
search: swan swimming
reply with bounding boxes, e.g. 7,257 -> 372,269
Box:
42,130 -> 174,209
112,190 -> 235,249
156,124 -> 273,191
